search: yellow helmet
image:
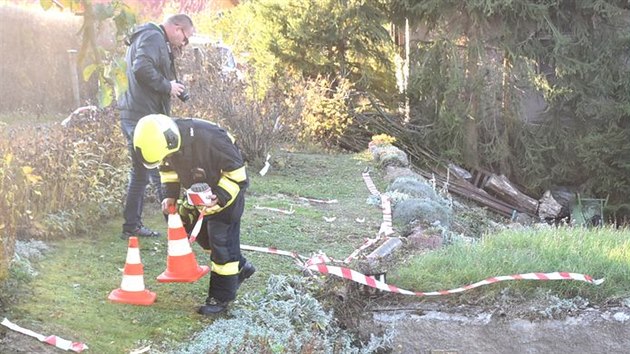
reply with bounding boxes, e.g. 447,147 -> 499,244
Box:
133,114 -> 181,169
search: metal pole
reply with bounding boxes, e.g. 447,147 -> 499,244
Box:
67,49 -> 80,108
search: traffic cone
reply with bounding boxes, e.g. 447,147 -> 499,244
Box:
108,237 -> 156,306
157,212 -> 210,282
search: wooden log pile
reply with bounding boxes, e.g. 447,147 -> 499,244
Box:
418,164 -> 565,221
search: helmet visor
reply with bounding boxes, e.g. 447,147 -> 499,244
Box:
143,161 -> 161,169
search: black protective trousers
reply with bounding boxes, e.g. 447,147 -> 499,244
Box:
196,193 -> 247,303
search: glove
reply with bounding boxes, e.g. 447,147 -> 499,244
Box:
177,198 -> 200,232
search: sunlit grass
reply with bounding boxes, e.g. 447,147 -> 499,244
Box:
6,152 -> 383,352
7,150 -> 630,352
389,226 -> 630,303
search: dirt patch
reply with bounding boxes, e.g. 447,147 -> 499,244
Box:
0,325 -> 60,354
355,297 -> 630,353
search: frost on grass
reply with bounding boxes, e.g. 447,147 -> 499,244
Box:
174,275 -> 391,354
14,239 -> 49,261
11,240 -> 50,278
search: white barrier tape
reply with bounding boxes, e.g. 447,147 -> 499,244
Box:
339,171 -> 393,263
379,194 -> 394,237
362,170 -> 381,196
259,154 -> 271,176
298,197 -> 339,204
308,264 -> 605,296
1,318 -> 88,352
343,236 -> 382,263
361,171 -> 394,237
240,242 -> 604,296
254,205 -> 295,215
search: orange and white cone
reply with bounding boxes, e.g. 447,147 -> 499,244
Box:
157,212 -> 210,282
108,237 -> 156,306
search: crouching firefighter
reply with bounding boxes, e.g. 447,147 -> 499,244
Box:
133,114 -> 255,315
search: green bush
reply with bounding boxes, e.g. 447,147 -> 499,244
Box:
393,198 -> 452,234
387,176 -> 437,201
297,77 -> 355,149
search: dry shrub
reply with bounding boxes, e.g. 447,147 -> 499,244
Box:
295,77 -> 355,149
170,45 -> 361,161
0,5 -> 96,114
0,108 -> 129,279
172,45 -> 303,167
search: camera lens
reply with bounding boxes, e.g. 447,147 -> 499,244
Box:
178,89 -> 190,102
176,80 -> 190,102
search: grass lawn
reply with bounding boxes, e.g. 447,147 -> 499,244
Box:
3,150 -> 629,353
3,151 -> 385,353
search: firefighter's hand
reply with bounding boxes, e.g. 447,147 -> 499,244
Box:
199,196 -> 220,215
162,198 -> 177,214
207,194 -> 219,207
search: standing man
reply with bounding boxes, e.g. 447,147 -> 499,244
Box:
132,114 -> 255,315
118,14 -> 194,238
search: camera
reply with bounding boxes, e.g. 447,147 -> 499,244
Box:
176,80 -> 190,102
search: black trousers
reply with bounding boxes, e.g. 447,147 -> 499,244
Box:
195,193 -> 246,302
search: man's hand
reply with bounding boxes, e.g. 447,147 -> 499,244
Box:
170,80 -> 185,98
162,197 -> 177,214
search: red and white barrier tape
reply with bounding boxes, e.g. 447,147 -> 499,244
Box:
239,171 -> 604,296
188,213 -> 204,244
1,318 -> 88,352
308,264 -> 604,296
240,244 -> 308,265
240,242 -> 604,295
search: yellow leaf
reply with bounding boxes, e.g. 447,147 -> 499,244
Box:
21,166 -> 33,174
32,175 -> 43,183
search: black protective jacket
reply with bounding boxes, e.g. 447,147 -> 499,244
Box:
159,118 -> 248,214
118,23 -> 175,120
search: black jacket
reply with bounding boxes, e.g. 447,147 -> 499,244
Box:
160,119 -> 249,214
118,23 -> 175,120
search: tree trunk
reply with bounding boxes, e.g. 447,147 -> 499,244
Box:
499,52 -> 512,175
463,39 -> 479,167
